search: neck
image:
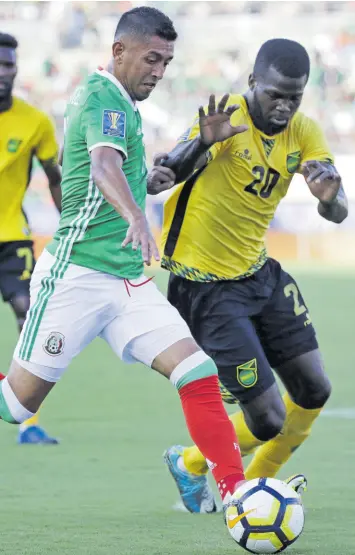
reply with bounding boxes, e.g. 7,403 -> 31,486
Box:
0,95 -> 13,114
107,64 -> 136,103
244,90 -> 283,136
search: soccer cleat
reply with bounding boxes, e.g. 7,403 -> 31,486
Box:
285,474 -> 308,496
163,445 -> 217,513
17,425 -> 59,445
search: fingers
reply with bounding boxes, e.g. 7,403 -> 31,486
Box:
199,106 -> 206,119
121,229 -> 133,248
153,166 -> 176,182
217,93 -> 229,113
140,233 -> 150,264
225,104 -> 240,116
231,124 -> 249,135
153,152 -> 169,166
150,236 -> 160,262
208,94 -> 216,116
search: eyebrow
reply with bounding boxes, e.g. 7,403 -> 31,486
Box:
264,87 -> 304,96
146,50 -> 174,60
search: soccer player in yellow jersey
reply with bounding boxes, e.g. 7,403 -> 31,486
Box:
0,33 -> 62,444
148,39 -> 349,513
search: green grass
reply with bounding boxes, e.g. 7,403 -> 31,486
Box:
0,269 -> 354,555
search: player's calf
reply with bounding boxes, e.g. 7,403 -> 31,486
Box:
152,339 -> 245,502
9,294 -> 30,332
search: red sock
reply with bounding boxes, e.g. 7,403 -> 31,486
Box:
178,375 -> 245,500
0,373 -> 5,381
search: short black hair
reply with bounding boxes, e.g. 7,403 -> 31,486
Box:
254,38 -> 310,80
114,6 -> 177,42
0,32 -> 18,49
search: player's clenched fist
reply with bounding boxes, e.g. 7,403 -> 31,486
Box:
122,211 -> 160,266
301,160 -> 341,204
199,94 -> 248,147
147,153 -> 176,195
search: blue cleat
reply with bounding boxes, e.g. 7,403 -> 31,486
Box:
17,425 -> 59,445
163,445 -> 217,513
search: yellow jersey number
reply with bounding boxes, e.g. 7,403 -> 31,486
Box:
244,166 -> 280,198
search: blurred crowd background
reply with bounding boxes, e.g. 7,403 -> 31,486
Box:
2,0 -> 355,265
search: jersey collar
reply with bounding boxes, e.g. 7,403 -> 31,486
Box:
95,68 -> 137,111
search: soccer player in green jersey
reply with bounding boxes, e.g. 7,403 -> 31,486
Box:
0,7 -> 248,516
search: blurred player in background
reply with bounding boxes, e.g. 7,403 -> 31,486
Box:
0,7 -> 249,514
0,32 -> 61,444
148,38 -> 348,513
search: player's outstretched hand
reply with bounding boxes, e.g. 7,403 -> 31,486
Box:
147,153 -> 176,195
301,160 -> 341,204
122,211 -> 160,266
199,94 -> 248,147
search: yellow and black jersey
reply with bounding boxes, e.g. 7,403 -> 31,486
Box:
162,94 -> 333,282
0,97 -> 58,242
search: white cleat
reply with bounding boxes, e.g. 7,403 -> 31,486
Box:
286,474 -> 308,496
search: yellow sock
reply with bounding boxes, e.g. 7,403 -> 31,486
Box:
182,410 -> 264,476
21,410 -> 40,430
245,393 -> 322,480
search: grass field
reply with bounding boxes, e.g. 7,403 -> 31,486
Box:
0,268 -> 354,555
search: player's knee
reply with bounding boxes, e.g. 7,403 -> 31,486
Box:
244,396 -> 286,441
295,374 -> 332,409
0,377 -> 35,424
10,294 -> 30,331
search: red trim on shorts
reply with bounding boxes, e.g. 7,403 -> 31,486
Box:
123,277 -> 154,297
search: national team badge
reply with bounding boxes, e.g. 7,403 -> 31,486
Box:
43,332 -> 65,356
236,359 -> 258,388
102,110 -> 126,137
7,139 -> 22,153
286,151 -> 301,174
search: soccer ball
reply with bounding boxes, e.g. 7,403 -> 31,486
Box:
225,477 -> 305,554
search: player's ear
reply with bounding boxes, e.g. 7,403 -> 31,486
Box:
248,73 -> 256,90
112,40 -> 124,63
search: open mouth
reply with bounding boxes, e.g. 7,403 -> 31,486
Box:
143,83 -> 156,90
270,115 -> 288,125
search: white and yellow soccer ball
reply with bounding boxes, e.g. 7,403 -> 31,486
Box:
225,478 -> 305,554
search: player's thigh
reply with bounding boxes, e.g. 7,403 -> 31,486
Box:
0,240 -> 34,304
100,276 -> 195,374
14,250 -> 112,383
7,358 -> 56,413
275,349 -> 331,409
256,260 -> 319,369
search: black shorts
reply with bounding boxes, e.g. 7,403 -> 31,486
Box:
167,258 -> 318,404
0,240 -> 35,302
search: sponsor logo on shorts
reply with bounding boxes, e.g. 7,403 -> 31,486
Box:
236,359 -> 258,388
43,332 -> 65,356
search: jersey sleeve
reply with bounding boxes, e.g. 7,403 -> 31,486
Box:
299,116 -> 334,165
35,114 -> 58,162
84,92 -> 129,160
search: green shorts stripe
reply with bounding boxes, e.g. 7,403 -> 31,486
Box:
19,256 -> 68,361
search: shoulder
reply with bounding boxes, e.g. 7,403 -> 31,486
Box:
290,111 -> 324,139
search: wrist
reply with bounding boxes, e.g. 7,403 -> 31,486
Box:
198,136 -> 214,150
125,206 -> 144,224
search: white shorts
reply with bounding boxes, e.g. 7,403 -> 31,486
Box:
14,250 -> 192,382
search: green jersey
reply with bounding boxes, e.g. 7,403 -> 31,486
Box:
47,69 -> 147,278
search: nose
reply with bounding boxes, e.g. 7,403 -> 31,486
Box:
151,62 -> 166,80
276,100 -> 292,113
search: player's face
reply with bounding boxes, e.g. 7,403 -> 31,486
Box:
113,35 -> 174,101
250,66 -> 307,135
0,47 -> 17,100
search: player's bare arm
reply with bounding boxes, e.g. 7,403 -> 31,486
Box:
157,94 -> 248,185
91,146 -> 159,265
302,160 -> 348,224
40,157 -> 62,212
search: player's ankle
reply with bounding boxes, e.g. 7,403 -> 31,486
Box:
218,474 -> 246,503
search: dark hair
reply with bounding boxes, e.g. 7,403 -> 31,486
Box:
114,6 -> 177,42
254,38 -> 310,80
0,32 -> 18,49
